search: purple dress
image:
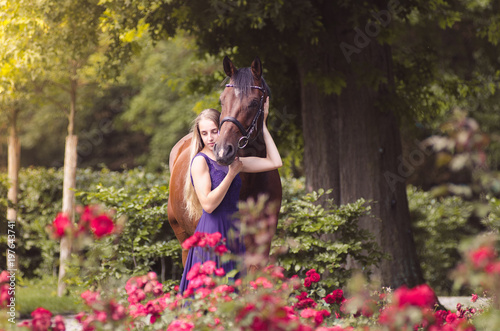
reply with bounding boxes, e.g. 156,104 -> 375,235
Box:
179,152 -> 244,293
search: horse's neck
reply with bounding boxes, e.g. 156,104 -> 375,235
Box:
239,133 -> 266,158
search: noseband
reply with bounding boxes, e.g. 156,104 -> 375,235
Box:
219,84 -> 266,149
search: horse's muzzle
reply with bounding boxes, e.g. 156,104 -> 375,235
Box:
214,143 -> 236,166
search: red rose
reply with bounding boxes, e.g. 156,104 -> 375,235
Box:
306,269 -> 317,277
215,245 -> 228,255
395,284 -> 436,308
214,268 -> 226,277
324,293 -> 336,304
310,272 -> 321,283
446,312 -> 458,324
52,315 -> 66,331
471,294 -> 478,303
332,289 -> 344,304
469,246 -> 497,269
0,284 -> 11,308
304,277 -> 312,288
52,213 -> 72,238
90,214 -> 114,238
31,307 -> 52,331
206,232 -> 222,247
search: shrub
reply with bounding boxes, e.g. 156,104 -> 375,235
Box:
0,167 -> 180,285
273,188 -> 384,289
408,185 -> 484,295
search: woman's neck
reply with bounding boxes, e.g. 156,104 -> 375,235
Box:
201,147 -> 216,160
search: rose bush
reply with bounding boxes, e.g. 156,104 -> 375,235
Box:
17,229 -> 500,331
11,208 -> 500,331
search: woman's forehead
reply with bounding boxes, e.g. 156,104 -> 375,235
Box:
199,119 -> 218,131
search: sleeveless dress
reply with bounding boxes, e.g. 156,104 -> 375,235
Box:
179,152 -> 245,293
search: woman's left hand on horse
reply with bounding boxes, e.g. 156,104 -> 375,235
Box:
263,96 -> 270,122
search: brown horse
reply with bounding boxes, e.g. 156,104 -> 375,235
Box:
167,56 -> 282,267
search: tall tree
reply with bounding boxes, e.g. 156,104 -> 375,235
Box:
0,0 -> 45,268
34,0 -> 105,296
114,0 -> 424,287
119,34 -> 222,171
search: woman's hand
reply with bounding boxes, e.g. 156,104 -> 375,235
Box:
228,156 -> 243,177
263,96 -> 270,122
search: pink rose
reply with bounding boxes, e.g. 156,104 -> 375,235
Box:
214,268 -> 226,277
206,232 -> 222,246
215,245 -> 228,255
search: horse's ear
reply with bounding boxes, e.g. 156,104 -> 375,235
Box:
223,56 -> 237,77
251,57 -> 262,80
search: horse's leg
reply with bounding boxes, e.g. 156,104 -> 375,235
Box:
240,170 -> 282,273
167,198 -> 190,266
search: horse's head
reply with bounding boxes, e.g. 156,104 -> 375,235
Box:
214,56 -> 269,165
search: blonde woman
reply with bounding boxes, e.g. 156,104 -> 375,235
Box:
179,97 -> 282,293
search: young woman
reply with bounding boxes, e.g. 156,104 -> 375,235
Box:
179,97 -> 282,293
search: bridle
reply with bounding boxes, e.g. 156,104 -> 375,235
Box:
219,84 -> 266,149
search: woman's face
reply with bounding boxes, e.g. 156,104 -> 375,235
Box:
198,119 -> 219,150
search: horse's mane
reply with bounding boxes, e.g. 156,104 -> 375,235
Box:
222,67 -> 271,100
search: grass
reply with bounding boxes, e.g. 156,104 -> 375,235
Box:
16,275 -> 83,319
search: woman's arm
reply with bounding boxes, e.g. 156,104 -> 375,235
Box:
241,97 -> 283,173
191,155 -> 243,213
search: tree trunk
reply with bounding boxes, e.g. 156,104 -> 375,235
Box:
7,109 -> 20,270
58,78 -> 78,297
299,41 -> 423,288
57,134 -> 78,296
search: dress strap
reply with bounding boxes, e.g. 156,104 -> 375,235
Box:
190,153 -> 212,185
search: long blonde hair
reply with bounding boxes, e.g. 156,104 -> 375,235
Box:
184,108 -> 221,220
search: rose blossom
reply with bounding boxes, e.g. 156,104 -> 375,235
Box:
309,272 -> 321,283
394,284 -> 436,308
214,268 -> 226,277
90,214 -> 114,238
469,246 -> 497,269
215,245 -> 228,255
52,213 -> 72,238
206,232 -> 222,246
31,307 -> 53,331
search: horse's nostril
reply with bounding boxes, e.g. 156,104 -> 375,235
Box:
226,144 -> 233,157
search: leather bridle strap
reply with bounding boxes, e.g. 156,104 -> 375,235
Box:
220,84 -> 266,149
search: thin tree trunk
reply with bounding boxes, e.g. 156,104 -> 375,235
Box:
58,78 -> 78,297
7,109 -> 20,270
57,135 -> 78,296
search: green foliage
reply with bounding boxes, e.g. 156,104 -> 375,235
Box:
119,33 -> 223,171
75,170 -> 181,287
16,275 -> 83,318
0,167 -> 181,286
0,167 -> 64,277
408,185 -> 483,295
273,188 -> 384,289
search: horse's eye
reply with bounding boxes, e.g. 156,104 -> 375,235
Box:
250,99 -> 259,109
